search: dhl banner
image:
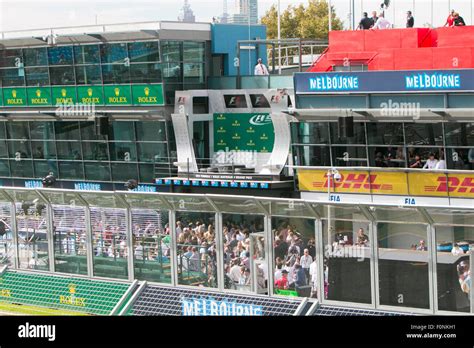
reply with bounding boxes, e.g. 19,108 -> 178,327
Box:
298,169 -> 474,198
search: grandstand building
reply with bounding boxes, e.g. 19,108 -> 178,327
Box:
0,22 -> 473,316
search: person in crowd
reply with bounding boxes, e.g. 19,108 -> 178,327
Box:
275,269 -> 289,290
436,155 -> 447,170
358,12 -> 373,30
370,11 -> 378,27
423,153 -> 439,169
406,11 -> 415,28
254,58 -> 269,76
62,232 -> 76,255
372,12 -> 391,30
453,12 -> 466,26
228,259 -> 242,284
458,261 -> 471,295
274,260 -> 283,281
355,228 -> 369,247
306,238 -> 316,259
293,263 -> 307,289
299,249 -> 313,285
444,9 -> 456,27
416,240 -> 428,251
409,154 -> 423,168
309,259 -> 318,297
451,243 -> 465,256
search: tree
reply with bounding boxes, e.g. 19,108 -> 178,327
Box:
261,0 -> 343,40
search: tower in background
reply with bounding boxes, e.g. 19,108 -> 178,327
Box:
228,0 -> 258,25
178,0 -> 196,23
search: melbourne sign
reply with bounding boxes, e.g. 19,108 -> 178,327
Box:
182,297 -> 263,316
294,69 -> 474,94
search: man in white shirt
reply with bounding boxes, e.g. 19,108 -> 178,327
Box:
254,58 -> 269,76
299,248 -> 313,285
451,243 -> 464,256
372,13 -> 392,29
423,153 -> 439,169
436,156 -> 447,170
309,260 -> 318,296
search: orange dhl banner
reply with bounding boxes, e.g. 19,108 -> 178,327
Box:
298,169 -> 474,198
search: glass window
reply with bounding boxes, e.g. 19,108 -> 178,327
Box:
292,122 -> 330,145
0,203 -> 13,267
84,162 -> 111,181
407,147 -> 445,168
10,160 -> 34,178
100,43 -> 128,64
136,121 -> 166,142
128,41 -> 160,62
30,122 -> 55,140
101,64 -> 130,84
368,146 -> 406,168
52,205 -> 88,275
23,48 -> 48,67
48,46 -> 73,65
0,49 -> 23,68
0,140 -> 8,158
378,222 -> 430,309
183,63 -> 204,84
183,41 -> 205,62
137,142 -> 167,163
0,160 -> 10,176
176,212 -> 217,288
55,121 -> 80,140
330,122 -> 367,145
49,66 -> 75,85
25,67 -> 49,86
446,148 -> 474,170
367,123 -> 404,145
111,163 -> 138,182
91,207 -> 128,279
80,121 -> 107,141
162,63 -> 182,83
272,217 -> 316,298
130,63 -> 161,84
444,123 -> 474,147
34,160 -> 58,177
323,219 -> 372,304
139,164 -> 154,183
74,45 -> 100,64
6,122 -> 29,140
0,68 -> 25,87
58,161 -> 84,180
332,146 -> 368,167
31,141 -> 56,159
132,208 -> 171,283
8,141 -> 31,159
110,142 -> 137,162
405,123 -> 444,146
16,201 -> 49,271
0,123 -> 5,139
161,41 -> 182,62
75,65 -> 102,85
82,142 -> 109,161
436,225 -> 473,313
292,145 -> 332,166
110,122 -> 135,141
56,141 -> 82,160
222,214 -> 266,294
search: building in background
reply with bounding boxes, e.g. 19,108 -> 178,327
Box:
228,0 -> 258,25
178,0 -> 196,23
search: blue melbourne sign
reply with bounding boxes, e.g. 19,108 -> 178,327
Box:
181,297 -> 263,316
74,182 -> 102,191
294,69 -> 474,94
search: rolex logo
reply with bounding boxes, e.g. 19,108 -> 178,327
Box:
68,283 -> 76,295
61,89 -> 67,97
114,88 -> 120,97
12,90 -> 17,98
144,87 -> 150,96
87,88 -> 93,97
35,89 -> 41,97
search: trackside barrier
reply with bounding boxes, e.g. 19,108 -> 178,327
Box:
305,300 -> 320,316
0,265 -> 7,276
293,298 -> 309,316
110,279 -> 139,316
118,281 -> 147,316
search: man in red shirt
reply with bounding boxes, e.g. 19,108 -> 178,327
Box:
444,10 -> 455,27
275,269 -> 289,290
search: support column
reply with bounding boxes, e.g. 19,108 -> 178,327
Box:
427,224 -> 435,314
45,202 -> 55,273
470,245 -> 474,314
10,202 -> 19,269
315,219 -> 325,303
169,210 -> 178,286
372,221 -> 381,309
368,221 -> 377,308
215,212 -> 224,292
84,206 -> 94,278
125,207 -> 134,281
265,215 -> 274,297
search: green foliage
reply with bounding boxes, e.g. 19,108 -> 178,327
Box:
261,0 -> 343,40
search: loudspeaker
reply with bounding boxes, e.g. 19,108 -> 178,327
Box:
338,116 -> 354,139
94,116 -> 109,136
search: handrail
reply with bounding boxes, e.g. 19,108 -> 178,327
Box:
109,279 -> 138,316
118,280 -> 147,316
289,165 -> 474,176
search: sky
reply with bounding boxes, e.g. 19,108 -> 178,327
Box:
0,0 -> 473,32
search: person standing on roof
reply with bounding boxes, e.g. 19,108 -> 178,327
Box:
444,9 -> 455,27
358,12 -> 373,30
406,11 -> 415,28
372,12 -> 392,30
254,58 -> 269,76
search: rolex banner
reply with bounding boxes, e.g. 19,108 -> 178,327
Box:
214,113 -> 274,153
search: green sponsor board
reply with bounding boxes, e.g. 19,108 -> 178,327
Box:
132,84 -> 164,105
27,87 -> 52,106
104,85 -> 132,105
77,85 -> 104,105
0,270 -> 130,315
3,88 -> 27,106
214,113 -> 274,152
52,86 -> 77,105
